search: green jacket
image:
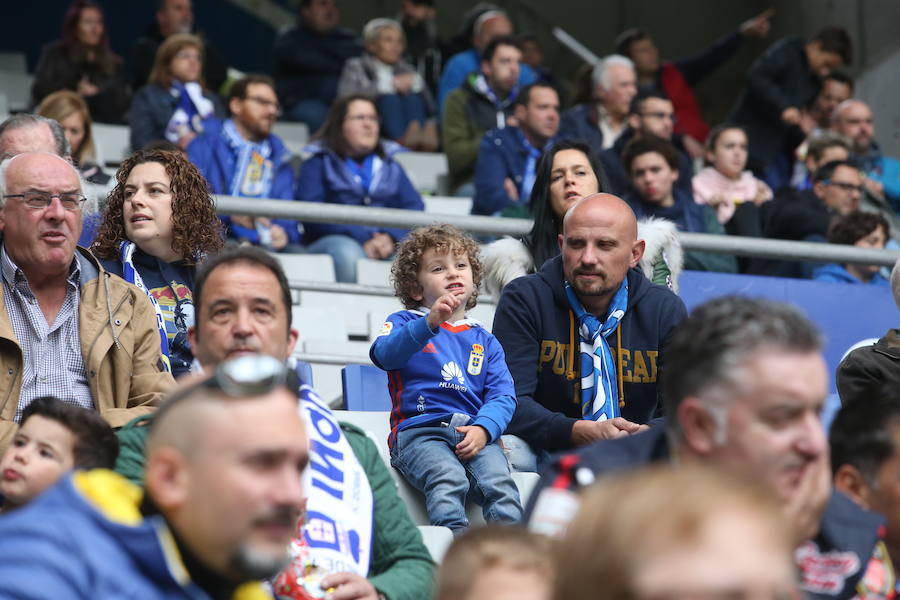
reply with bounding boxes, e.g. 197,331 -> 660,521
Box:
115,417 -> 434,600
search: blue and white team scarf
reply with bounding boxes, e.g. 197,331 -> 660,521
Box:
515,128 -> 543,202
165,81 -> 214,144
223,119 -> 275,198
473,73 -> 519,129
564,279 -> 628,420
119,241 -> 172,373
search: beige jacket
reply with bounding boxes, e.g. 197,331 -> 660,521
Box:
0,248 -> 174,449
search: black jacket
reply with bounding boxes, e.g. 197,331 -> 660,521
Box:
492,257 -> 687,452
836,329 -> 900,404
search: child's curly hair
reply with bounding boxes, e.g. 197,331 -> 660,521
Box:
392,224 -> 483,310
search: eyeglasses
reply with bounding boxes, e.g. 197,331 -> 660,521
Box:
3,192 -> 86,211
824,180 -> 864,193
245,95 -> 282,115
641,111 -> 677,122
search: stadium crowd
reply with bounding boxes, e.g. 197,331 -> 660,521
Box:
0,0 -> 897,599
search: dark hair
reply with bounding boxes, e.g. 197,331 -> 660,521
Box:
314,94 -> 383,159
614,28 -> 651,58
812,26 -> 853,65
830,390 -> 900,483
628,88 -> 670,116
193,245 -> 293,331
0,114 -> 70,159
227,74 -> 276,107
525,139 -> 606,269
824,71 -> 854,93
392,224 -> 483,310
662,296 -> 822,441
20,397 -> 119,469
827,211 -> 890,245
514,81 -> 558,109
703,123 -> 748,168
92,148 -> 224,262
621,135 -> 679,173
482,35 -> 520,63
813,159 -> 859,184
60,0 -> 119,74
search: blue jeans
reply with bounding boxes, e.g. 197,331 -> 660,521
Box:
377,93 -> 428,140
500,434 -> 541,473
306,234 -> 367,283
391,418 -> 523,531
285,98 -> 330,133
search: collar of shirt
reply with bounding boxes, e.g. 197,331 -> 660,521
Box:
1,245 -> 81,291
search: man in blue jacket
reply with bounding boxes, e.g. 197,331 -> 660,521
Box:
492,193 -> 687,468
529,296 -> 892,600
472,82 -> 560,218
188,74 -> 302,252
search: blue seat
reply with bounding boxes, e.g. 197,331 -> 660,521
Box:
341,364 -> 391,410
292,358 -> 314,387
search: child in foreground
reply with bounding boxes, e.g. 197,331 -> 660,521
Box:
370,224 -> 522,531
435,525 -> 552,600
0,396 -> 119,511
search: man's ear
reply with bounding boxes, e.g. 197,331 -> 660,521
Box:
630,239 -> 645,268
187,325 -> 197,349
514,103 -> 527,124
627,113 -> 640,131
557,233 -> 565,253
144,446 -> 190,512
833,463 -> 874,510
678,397 -> 720,456
228,96 -> 242,117
287,327 -> 299,356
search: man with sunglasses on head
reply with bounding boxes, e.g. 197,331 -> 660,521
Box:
114,246 -> 434,600
0,354 -> 311,598
188,74 -> 302,254
0,151 -> 173,452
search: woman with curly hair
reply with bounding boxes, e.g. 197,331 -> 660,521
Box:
92,148 -> 224,377
31,0 -> 130,124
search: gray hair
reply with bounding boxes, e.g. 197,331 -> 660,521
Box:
830,98 -> 869,126
0,114 -> 70,160
473,9 -> 508,38
592,54 -> 635,90
362,18 -> 403,46
662,296 -> 823,445
891,258 -> 900,309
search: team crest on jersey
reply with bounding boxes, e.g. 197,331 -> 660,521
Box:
795,540 -> 861,595
467,344 -> 484,376
379,321 -> 393,336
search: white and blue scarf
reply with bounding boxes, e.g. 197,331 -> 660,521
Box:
165,80 -> 214,144
564,279 -> 628,420
119,241 -> 172,373
223,119 -> 275,198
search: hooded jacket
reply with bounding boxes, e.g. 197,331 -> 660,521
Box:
295,140 -> 424,245
0,247 -> 173,450
492,256 -> 687,452
187,117 -> 301,245
813,263 -> 890,286
0,469 -> 271,599
528,424 -> 892,600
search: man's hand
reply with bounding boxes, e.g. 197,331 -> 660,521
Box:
781,107 -> 801,126
503,177 -> 520,203
319,572 -> 379,600
455,425 -> 488,460
570,418 -> 646,446
393,73 -> 415,94
783,453 -> 831,548
864,177 -> 885,199
683,135 -> 706,160
269,224 -> 288,250
363,232 -> 395,259
427,292 -> 462,329
739,7 -> 774,38
77,75 -> 100,97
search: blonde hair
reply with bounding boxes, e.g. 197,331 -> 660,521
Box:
36,90 -> 96,165
436,525 -> 553,600
148,33 -> 205,89
552,465 -> 793,600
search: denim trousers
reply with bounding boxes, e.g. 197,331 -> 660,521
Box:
376,93 -> 428,140
391,421 -> 523,531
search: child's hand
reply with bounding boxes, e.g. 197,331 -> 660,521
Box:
427,292 -> 462,329
455,425 -> 488,460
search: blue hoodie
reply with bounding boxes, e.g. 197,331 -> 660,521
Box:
813,263 -> 890,286
295,141 -> 424,245
492,256 -> 687,452
187,117 -> 301,245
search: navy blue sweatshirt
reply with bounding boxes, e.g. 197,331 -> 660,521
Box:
492,256 -> 687,452
101,249 -> 196,378
529,425 -> 889,600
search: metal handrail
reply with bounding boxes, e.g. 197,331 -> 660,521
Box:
216,195 -> 900,267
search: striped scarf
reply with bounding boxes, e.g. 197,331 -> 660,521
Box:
119,242 -> 171,373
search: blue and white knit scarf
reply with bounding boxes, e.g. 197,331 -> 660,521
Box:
223,119 -> 275,198
119,241 -> 172,373
165,81 -> 214,144
564,278 -> 628,420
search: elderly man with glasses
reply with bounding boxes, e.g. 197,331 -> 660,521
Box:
0,151 -> 173,451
